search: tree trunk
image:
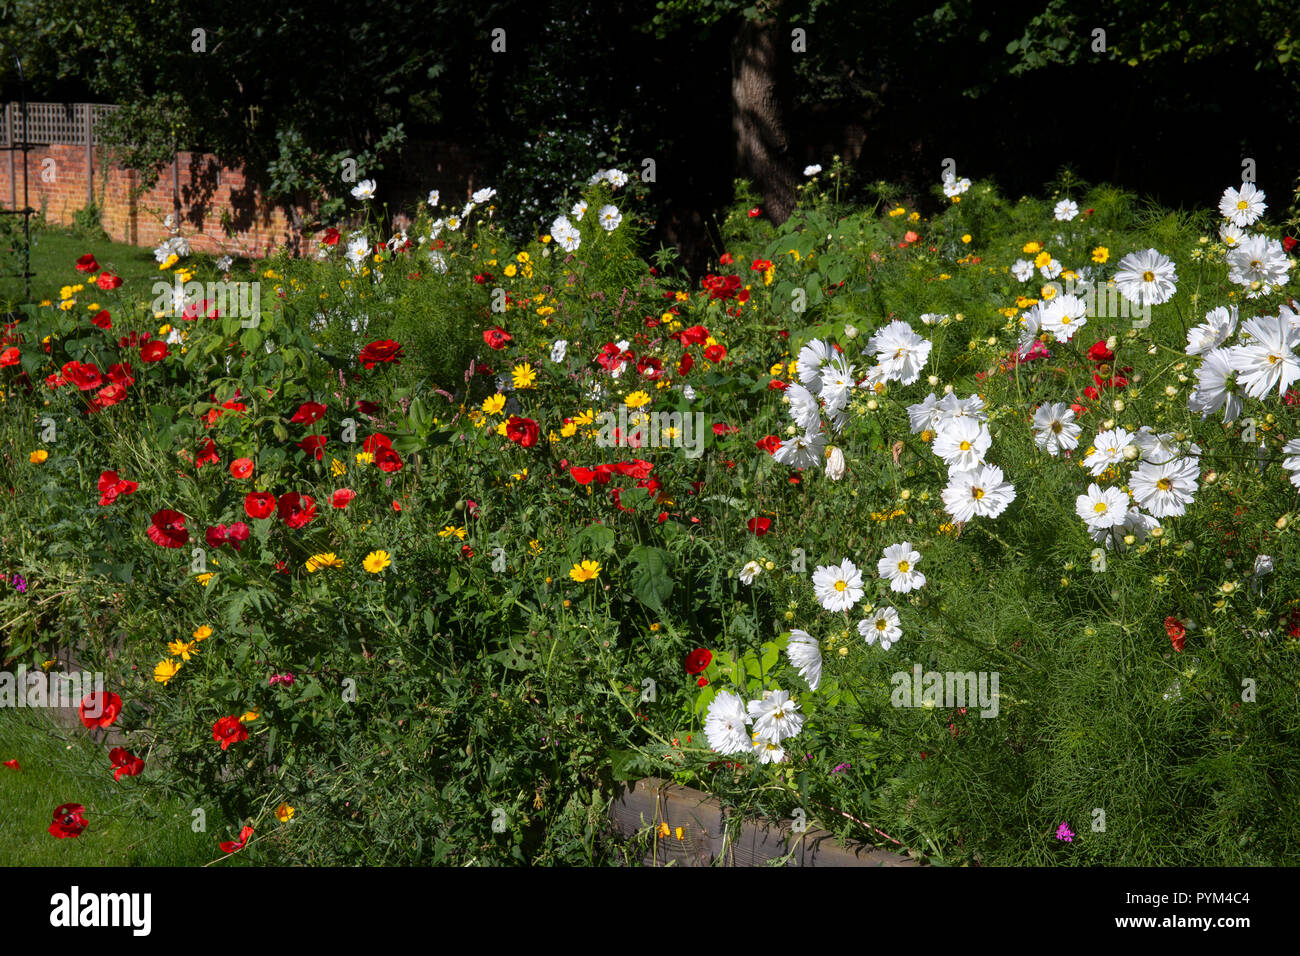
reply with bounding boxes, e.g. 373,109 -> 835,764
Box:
731,9 -> 797,224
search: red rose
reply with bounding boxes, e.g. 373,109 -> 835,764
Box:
331,489 -> 356,509
79,691 -> 123,729
109,747 -> 144,781
91,310 -> 112,330
212,716 -> 249,751
359,339 -> 404,369
506,416 -> 539,448
747,516 -> 772,535
244,491 -> 276,520
219,825 -> 255,854
298,435 -> 328,461
230,458 -> 254,479
75,254 -> 99,273
49,803 -> 89,839
278,492 -> 317,529
290,402 -> 327,425
685,648 -> 713,675
96,272 -> 123,290
483,326 -> 512,350
147,509 -> 190,548
375,446 -> 403,472
140,341 -> 168,363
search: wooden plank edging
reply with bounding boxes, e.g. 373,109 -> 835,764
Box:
610,776 -> 921,867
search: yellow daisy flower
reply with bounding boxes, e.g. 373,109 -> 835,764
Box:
569,559 -> 601,583
363,550 -> 392,573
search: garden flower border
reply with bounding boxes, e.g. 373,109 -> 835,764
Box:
611,777 -> 921,867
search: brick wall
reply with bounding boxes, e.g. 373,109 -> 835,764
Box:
0,143 -> 311,258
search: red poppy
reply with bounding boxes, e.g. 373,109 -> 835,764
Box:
0,346 -> 18,366
278,492 -> 317,529
677,352 -> 694,377
359,339 -> 405,369
212,716 -> 249,750
2,759 -> 18,770
107,362 -> 134,386
140,341 -> 168,363
75,254 -> 99,273
332,489 -> 356,509
375,446 -> 403,472
747,516 -> 772,535
569,466 -> 597,485
1087,341 -> 1114,363
298,435 -> 328,461
363,433 -> 393,453
205,524 -> 230,549
87,381 -> 127,413
719,252 -> 734,265
712,423 -> 738,436
506,416 -> 540,448
392,500 -> 402,512
748,207 -> 761,218
63,361 -> 104,391
751,258 -> 773,272
195,438 -> 220,469
704,344 -> 727,363
219,825 -> 255,854
49,803 -> 89,839
483,326 -> 512,350
637,355 -> 663,379
321,227 -> 340,246
768,379 -> 788,390
460,544 -> 474,558
90,310 -> 112,330
290,402 -> 327,425
1165,616 -> 1186,653
109,747 -> 144,781
245,491 -> 276,520
147,510 -> 190,548
356,399 -> 381,416
96,272 -> 123,290
756,435 -> 782,455
230,458 -> 254,479
614,459 -> 655,480
97,470 -> 138,505
697,677 -> 709,687
680,325 -> 710,346
1283,236 -> 1297,254
685,648 -> 713,674
79,691 -> 123,729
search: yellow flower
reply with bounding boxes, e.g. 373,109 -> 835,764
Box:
573,409 -> 595,426
569,559 -> 601,583
516,251 -> 531,263
275,802 -> 296,823
59,299 -> 76,311
529,539 -> 543,555
154,659 -> 181,684
496,421 -> 509,437
649,622 -> 661,632
1091,246 -> 1110,264
561,421 -> 578,438
356,451 -> 374,465
363,550 -> 392,573
512,363 -> 538,389
305,552 -> 343,572
239,710 -> 259,723
961,234 -> 972,244
504,264 -> 517,277
482,393 -> 506,415
330,457 -> 346,477
888,206 -> 906,217
625,390 -> 651,410
193,625 -> 213,642
439,526 -> 467,540
657,822 -> 670,837
908,211 -> 920,222
1040,284 -> 1058,301
536,306 -> 555,316
1033,251 -> 1052,268
167,639 -> 198,661
1023,241 -> 1041,254
195,572 -> 214,586
29,450 -> 48,464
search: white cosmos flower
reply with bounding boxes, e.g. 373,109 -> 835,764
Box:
786,631 -> 823,690
919,312 -> 949,325
1282,438 -> 1300,490
550,215 -> 580,253
215,254 -> 232,273
1091,506 -> 1159,550
747,690 -> 803,743
587,169 -> 608,185
867,320 -> 932,385
1039,257 -> 1063,280
941,174 -> 971,197
445,216 -> 462,232
427,190 -> 440,207
739,560 -> 763,585
550,339 -> 568,363
803,164 -> 822,176
773,429 -> 826,469
933,417 -> 991,472
859,606 -> 902,649
350,179 -> 377,201
819,355 -> 857,412
907,393 -> 943,434
937,392 -> 987,424
1133,427 -> 1198,465
597,205 -> 622,231
1113,248 -> 1178,307
1085,427 -> 1135,476
1186,305 -> 1238,355
1042,294 -> 1088,342
682,384 -> 696,401
824,445 -> 847,480
1054,199 -> 1079,221
878,542 -> 925,593
753,738 -> 787,763
1017,302 -> 1048,350
571,200 -> 587,220
1032,402 -> 1082,456
1219,222 -> 1246,247
785,382 -> 823,432
812,558 -> 864,612
1076,483 -> 1131,531
428,250 -> 448,274
1227,235 -> 1291,292
606,169 -> 629,188
704,691 -> 752,755
1011,258 -> 1035,282
1218,182 -> 1266,228
345,235 -> 370,273
471,187 -> 496,204
1129,457 -> 1199,518
1188,348 -> 1242,423
797,339 -> 836,393
1228,314 -> 1300,399
941,464 -> 1016,523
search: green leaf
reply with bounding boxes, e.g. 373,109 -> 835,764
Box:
626,544 -> 673,612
